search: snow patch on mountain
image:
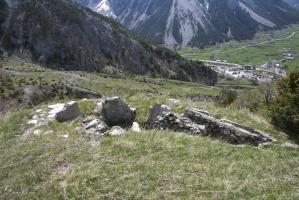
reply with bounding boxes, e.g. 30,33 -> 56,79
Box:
94,0 -> 116,18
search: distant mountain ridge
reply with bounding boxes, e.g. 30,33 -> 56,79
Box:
0,0 -> 217,85
75,0 -> 299,47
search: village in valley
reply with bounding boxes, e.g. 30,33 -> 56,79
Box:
199,48 -> 295,84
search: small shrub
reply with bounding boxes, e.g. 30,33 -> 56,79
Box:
258,82 -> 276,105
270,71 -> 299,136
218,88 -> 238,107
232,90 -> 262,112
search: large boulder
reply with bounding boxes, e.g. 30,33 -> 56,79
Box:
55,101 -> 81,122
147,104 -> 171,129
102,97 -> 136,127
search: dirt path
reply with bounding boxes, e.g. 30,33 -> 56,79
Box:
198,31 -> 299,55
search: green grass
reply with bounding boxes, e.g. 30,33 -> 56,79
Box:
0,109 -> 298,199
179,24 -> 299,71
78,100 -> 97,116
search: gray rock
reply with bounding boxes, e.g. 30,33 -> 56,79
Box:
85,119 -> 101,130
28,119 -> 39,125
281,143 -> 299,149
95,121 -> 109,133
83,116 -> 96,123
102,97 -> 136,127
83,117 -> 108,134
147,104 -> 171,129
153,112 -> 205,135
167,98 -> 181,105
94,99 -> 104,115
184,107 -> 275,145
55,101 -> 81,122
131,122 -> 142,133
33,129 -> 42,135
258,142 -> 273,149
109,126 -> 126,136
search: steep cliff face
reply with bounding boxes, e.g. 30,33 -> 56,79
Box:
77,0 -> 299,47
0,0 -> 217,85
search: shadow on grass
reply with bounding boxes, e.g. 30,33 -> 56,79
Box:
287,133 -> 299,144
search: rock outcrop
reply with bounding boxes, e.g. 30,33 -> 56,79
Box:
151,111 -> 205,135
184,107 -> 276,145
102,97 -> 136,127
26,98 -> 277,144
147,105 -> 275,145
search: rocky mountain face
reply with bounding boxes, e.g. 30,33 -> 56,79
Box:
76,0 -> 299,47
0,0 -> 217,85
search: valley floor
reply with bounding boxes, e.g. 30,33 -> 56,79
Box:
179,24 -> 299,71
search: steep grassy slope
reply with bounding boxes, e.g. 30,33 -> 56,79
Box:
0,0 -> 216,84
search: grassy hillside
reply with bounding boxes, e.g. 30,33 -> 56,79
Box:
1,57 -> 298,199
1,108 -> 299,199
179,24 -> 299,71
0,57 -> 218,119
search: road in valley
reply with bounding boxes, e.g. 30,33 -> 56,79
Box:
193,31 -> 299,56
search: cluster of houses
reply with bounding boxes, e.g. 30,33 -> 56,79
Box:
282,48 -> 295,60
202,60 -> 287,84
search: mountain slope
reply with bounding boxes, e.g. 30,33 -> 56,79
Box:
77,0 -> 299,47
0,0 -> 217,85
